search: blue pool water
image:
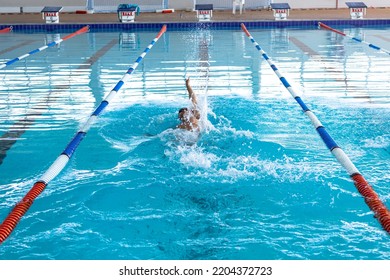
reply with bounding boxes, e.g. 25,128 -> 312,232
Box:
0,25 -> 389,260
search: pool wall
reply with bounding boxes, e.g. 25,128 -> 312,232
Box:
1,19 -> 390,32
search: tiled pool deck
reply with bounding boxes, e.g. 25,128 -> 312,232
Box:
0,8 -> 389,31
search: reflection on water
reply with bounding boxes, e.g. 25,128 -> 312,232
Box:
44,33 -> 61,45
119,32 -> 140,50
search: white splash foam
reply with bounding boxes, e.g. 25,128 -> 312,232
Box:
102,134 -> 154,153
177,146 -> 218,169
362,135 -> 389,149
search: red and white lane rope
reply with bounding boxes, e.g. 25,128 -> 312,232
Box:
241,23 -> 390,234
0,26 -> 12,34
0,25 -> 167,244
319,22 -> 390,56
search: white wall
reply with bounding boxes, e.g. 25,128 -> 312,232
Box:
168,0 -> 194,10
284,0 -> 338,9
0,0 -> 85,4
166,0 -> 270,11
93,0 -> 163,12
0,0 -> 86,13
175,0 -> 389,10
285,0 -> 389,9
0,0 -> 388,13
0,0 -> 165,13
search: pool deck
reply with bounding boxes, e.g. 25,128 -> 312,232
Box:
0,7 -> 389,24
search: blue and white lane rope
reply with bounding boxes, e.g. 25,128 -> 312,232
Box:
40,24 -> 165,184
319,22 -> 390,56
0,26 -> 89,69
0,25 -> 167,244
241,23 -> 390,234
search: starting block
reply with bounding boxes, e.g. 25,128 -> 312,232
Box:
41,6 -> 63,24
117,4 -> 140,23
232,0 -> 245,15
270,3 -> 291,20
195,4 -> 213,22
346,2 -> 367,19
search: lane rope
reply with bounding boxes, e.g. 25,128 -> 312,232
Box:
318,22 -> 390,56
0,25 -> 167,244
0,26 -> 12,34
0,39 -> 118,166
241,23 -> 390,234
0,26 -> 89,69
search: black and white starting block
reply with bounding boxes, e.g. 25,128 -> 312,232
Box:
41,6 -> 63,24
270,3 -> 291,20
117,5 -> 140,23
195,4 -> 213,22
346,2 -> 367,19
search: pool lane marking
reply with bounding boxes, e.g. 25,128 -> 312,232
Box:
374,35 -> 390,43
0,25 -> 167,244
0,40 -> 38,56
318,22 -> 390,56
289,36 -> 350,84
241,23 -> 390,235
0,38 -> 118,166
289,36 -> 371,100
0,26 -> 89,70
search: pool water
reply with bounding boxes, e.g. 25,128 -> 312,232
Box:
0,26 -> 389,260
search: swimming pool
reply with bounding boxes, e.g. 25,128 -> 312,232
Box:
0,24 -> 389,260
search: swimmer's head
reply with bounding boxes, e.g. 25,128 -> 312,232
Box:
178,107 -> 201,121
178,107 -> 188,120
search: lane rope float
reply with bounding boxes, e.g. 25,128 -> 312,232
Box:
241,23 -> 390,234
0,39 -> 118,166
0,26 -> 89,69
0,25 -> 167,244
0,26 -> 12,34
318,22 -> 390,56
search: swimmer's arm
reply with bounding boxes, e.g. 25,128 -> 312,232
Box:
186,78 -> 197,106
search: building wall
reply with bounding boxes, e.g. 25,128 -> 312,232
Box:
0,0 -> 86,13
0,0 -> 165,13
285,0 -> 389,9
0,0 -> 85,4
0,0 -> 388,13
175,0 -> 389,10
168,0 -> 194,10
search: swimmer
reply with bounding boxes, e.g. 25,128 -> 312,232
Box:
177,78 -> 201,132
